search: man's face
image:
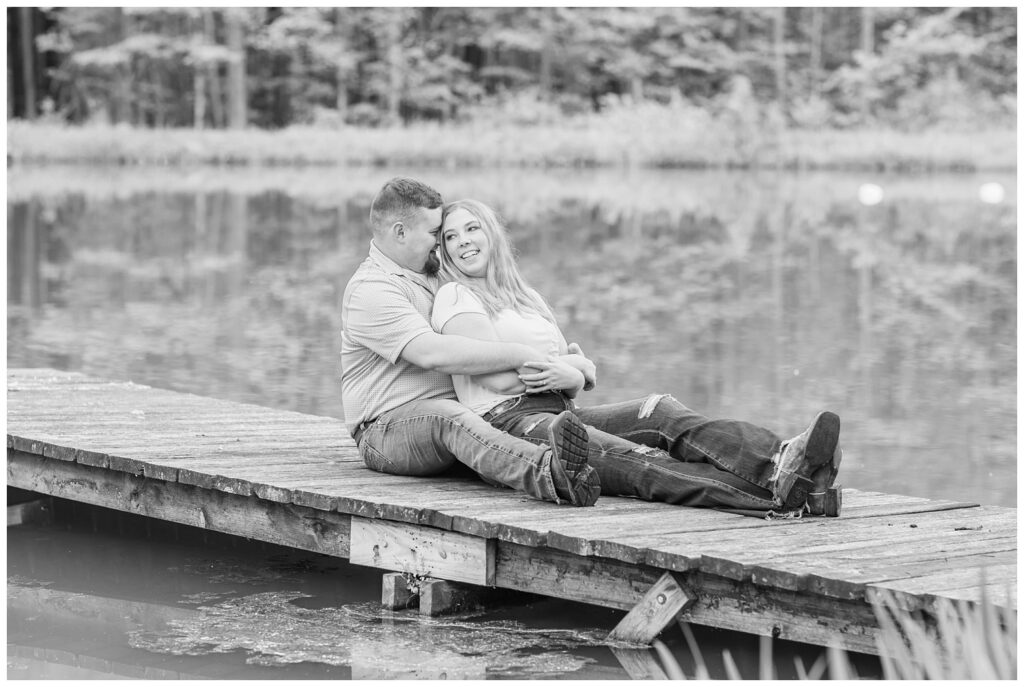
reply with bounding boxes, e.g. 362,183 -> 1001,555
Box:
403,206 -> 443,275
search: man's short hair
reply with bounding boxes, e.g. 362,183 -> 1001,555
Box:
369,177 -> 443,231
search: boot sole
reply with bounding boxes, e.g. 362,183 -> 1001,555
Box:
548,412 -> 599,506
778,411 -> 840,510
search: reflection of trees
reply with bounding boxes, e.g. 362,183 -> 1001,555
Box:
7,191 -> 365,418
6,175 -> 1015,505
510,185 -> 1014,505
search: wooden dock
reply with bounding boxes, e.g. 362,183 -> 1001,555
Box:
6,369 -> 1016,658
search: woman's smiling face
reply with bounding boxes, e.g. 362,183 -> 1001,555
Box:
442,207 -> 491,278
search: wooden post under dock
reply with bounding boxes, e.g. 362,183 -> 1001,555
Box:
6,369 -> 1017,657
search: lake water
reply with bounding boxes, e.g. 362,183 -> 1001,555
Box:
6,164 -> 1016,678
8,498 -> 881,679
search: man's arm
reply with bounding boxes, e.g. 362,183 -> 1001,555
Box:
433,311 -> 528,393
401,329 -> 545,381
345,277 -> 543,378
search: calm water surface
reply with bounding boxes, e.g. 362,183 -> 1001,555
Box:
8,499 -> 880,679
7,165 -> 1015,678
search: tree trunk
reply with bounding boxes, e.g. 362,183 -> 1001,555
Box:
387,15 -> 402,123
859,7 -> 874,121
112,9 -> 133,124
539,16 -> 553,101
336,63 -> 349,120
190,12 -> 204,129
773,7 -> 786,108
226,9 -> 247,129
332,8 -> 349,120
204,10 -> 226,129
810,7 -> 823,99
8,47 -> 14,119
735,9 -> 747,50
18,7 -> 36,119
860,7 -> 874,56
539,44 -> 552,99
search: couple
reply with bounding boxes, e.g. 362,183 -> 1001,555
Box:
340,177 -> 843,517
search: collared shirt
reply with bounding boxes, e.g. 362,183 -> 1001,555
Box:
340,241 -> 456,433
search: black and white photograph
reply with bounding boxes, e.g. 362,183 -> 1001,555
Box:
6,4 -> 1016,680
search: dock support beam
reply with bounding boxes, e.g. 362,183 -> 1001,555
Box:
7,495 -> 52,527
608,571 -> 695,645
610,647 -> 671,680
380,572 -> 529,616
381,572 -> 419,610
419,579 -> 488,616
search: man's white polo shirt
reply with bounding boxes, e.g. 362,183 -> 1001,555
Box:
340,241 -> 456,435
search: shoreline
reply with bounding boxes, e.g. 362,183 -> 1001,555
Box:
7,120 -> 1016,173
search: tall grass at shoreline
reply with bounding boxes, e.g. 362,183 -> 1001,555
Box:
652,583 -> 1016,680
7,106 -> 1015,172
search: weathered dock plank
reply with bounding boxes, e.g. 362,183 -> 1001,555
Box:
608,572 -> 695,644
7,450 -> 353,558
867,562 -> 1018,610
350,517 -> 497,586
7,369 -> 1016,656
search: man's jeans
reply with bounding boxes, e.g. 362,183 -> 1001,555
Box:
356,398 -> 570,504
487,392 -> 780,512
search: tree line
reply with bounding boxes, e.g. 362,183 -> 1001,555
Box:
7,7 -> 1016,130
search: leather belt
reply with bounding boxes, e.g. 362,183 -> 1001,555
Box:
481,395 -> 526,422
352,420 -> 373,445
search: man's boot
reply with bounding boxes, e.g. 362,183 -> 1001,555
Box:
805,446 -> 843,516
770,411 -> 841,512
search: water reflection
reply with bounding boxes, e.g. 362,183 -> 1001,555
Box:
9,500 -> 871,679
6,166 -> 1016,508
128,592 -> 602,678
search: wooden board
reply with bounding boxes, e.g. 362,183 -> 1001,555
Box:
6,447 -> 888,654
349,517 -> 496,586
6,368 -> 1018,654
7,450 -> 352,559
7,497 -> 53,527
608,571 -> 694,644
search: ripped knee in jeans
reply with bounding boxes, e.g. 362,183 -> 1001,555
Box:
523,419 -> 544,435
638,393 -> 673,419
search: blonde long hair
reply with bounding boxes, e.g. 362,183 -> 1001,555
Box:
438,199 -> 556,324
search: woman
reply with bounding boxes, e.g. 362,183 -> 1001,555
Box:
430,199 -> 842,517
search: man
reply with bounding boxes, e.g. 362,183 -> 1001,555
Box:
340,177 -> 599,506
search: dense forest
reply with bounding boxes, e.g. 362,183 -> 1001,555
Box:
8,6 -> 1016,131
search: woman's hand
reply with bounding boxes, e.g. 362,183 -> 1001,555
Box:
519,359 -> 586,396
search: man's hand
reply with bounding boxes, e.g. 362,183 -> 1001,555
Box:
563,342 -> 597,391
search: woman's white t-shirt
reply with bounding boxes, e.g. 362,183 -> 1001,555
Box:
430,282 -> 567,415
